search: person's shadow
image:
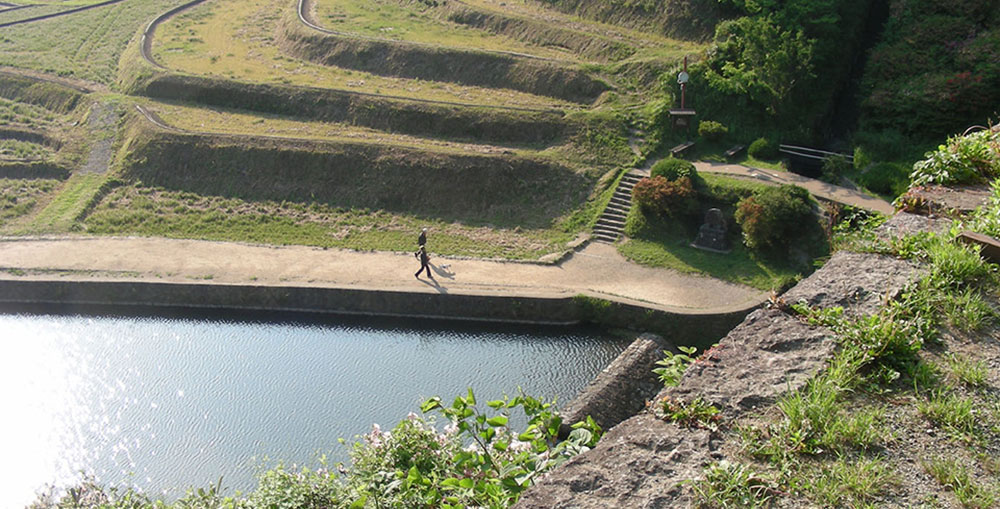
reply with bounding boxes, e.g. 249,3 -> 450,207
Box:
417,274 -> 448,294
430,263 -> 455,280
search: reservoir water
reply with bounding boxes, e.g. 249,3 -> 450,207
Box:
0,306 -> 630,507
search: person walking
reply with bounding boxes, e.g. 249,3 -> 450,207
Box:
414,245 -> 432,279
417,227 -> 427,248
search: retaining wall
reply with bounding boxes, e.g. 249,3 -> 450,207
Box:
0,279 -> 754,344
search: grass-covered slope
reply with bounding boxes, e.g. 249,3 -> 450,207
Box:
118,116 -> 592,228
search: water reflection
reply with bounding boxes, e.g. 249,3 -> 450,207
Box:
0,307 -> 628,506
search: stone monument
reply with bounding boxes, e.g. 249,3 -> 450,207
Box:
691,207 -> 730,253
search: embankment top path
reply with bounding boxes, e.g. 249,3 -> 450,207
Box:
0,237 -> 766,314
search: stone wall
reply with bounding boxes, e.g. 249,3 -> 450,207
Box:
514,212 -> 938,508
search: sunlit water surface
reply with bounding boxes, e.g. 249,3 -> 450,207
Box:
0,308 -> 629,506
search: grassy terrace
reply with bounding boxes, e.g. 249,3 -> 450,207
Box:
143,100 -> 554,156
0,178 -> 60,228
310,0 -> 579,60
84,185 -> 582,260
153,0 -> 576,110
0,97 -> 63,129
0,0 -> 190,83
450,0 -> 701,61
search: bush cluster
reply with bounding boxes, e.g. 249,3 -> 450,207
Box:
734,185 -> 814,251
698,120 -> 728,141
910,128 -> 1000,187
632,175 -> 696,217
650,157 -> 697,181
748,137 -> 778,160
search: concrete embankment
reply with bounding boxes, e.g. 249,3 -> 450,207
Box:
0,278 -> 752,343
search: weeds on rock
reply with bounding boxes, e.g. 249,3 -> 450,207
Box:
690,460 -> 779,508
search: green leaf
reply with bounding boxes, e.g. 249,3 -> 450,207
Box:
467,388 -> 476,406
421,397 -> 442,413
407,465 -> 421,484
349,496 -> 367,509
487,399 -> 505,409
441,478 -> 461,488
487,416 -> 509,427
494,439 -> 509,451
459,478 -> 474,489
482,426 -> 496,442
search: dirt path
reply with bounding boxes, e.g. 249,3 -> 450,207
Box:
693,161 -> 896,215
0,236 -> 767,313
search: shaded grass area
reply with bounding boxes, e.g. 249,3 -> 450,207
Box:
0,0 -> 190,83
85,186 -> 579,259
0,177 -> 59,226
618,225 -> 801,291
152,0 -> 573,110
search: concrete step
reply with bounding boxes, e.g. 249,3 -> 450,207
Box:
593,233 -> 620,243
609,197 -> 631,208
594,216 -> 625,228
604,205 -> 629,216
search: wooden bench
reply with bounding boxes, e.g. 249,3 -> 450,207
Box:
670,141 -> 695,157
725,144 -> 746,158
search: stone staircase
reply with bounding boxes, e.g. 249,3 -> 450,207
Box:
592,170 -> 644,243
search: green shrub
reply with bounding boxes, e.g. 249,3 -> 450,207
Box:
748,137 -> 779,160
632,176 -> 696,217
734,185 -> 814,251
650,157 -> 697,181
910,129 -> 1000,186
859,162 -> 910,196
821,155 -> 852,184
698,120 -> 728,141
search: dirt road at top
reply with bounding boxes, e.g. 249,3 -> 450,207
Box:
0,236 -> 767,313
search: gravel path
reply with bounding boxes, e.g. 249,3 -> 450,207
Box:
0,237 -> 767,313
79,102 -> 116,174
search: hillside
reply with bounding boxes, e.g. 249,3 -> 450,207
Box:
2,0 -> 999,506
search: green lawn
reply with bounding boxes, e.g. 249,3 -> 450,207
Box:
85,185 -> 582,260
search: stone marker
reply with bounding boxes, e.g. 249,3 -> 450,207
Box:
691,207 -> 730,253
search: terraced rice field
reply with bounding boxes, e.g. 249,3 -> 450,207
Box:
153,0 -> 577,110
0,0 -> 692,258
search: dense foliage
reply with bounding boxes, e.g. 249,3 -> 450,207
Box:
649,156 -> 697,181
909,127 -> 1000,187
747,137 -> 778,160
859,0 -> 1000,141
697,120 -> 728,141
632,175 -> 697,217
687,0 -> 872,140
734,184 -> 815,252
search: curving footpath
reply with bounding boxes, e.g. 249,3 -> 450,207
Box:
0,236 -> 767,315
